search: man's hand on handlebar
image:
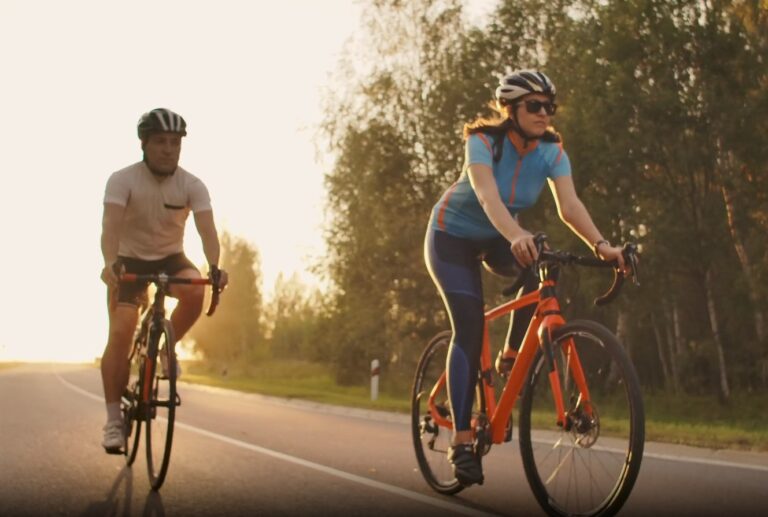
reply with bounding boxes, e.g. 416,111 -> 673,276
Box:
208,265 -> 229,291
101,261 -> 124,288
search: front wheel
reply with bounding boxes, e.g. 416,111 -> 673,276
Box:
145,320 -> 177,491
518,320 -> 644,517
123,340 -> 144,466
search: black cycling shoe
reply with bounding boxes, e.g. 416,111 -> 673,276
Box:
447,443 -> 484,486
495,349 -> 518,377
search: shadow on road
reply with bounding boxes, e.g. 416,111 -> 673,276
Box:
80,465 -> 166,516
141,490 -> 165,517
81,465 -> 134,516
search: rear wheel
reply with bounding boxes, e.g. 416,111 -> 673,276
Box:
411,331 -> 464,495
145,320 -> 177,491
518,320 -> 644,516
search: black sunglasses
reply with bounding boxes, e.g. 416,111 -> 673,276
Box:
519,99 -> 558,116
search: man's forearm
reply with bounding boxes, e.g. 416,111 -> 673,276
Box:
194,211 -> 221,267
101,232 -> 120,268
202,235 -> 220,267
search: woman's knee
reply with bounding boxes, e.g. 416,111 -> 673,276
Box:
447,293 -> 485,352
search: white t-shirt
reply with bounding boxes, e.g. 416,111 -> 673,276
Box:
104,161 -> 212,260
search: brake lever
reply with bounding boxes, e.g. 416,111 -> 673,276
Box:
531,232 -> 548,277
206,266 -> 222,317
623,243 -> 640,286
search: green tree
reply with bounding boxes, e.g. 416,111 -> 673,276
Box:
187,232 -> 265,365
318,0 -> 768,396
267,273 -> 325,361
320,0 -> 488,383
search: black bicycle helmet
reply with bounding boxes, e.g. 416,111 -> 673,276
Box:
137,108 -> 187,140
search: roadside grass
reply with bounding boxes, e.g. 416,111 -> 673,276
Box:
0,362 -> 23,372
181,359 -> 409,412
641,392 -> 768,451
181,359 -> 768,452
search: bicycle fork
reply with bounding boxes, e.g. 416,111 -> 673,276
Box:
538,317 -> 594,429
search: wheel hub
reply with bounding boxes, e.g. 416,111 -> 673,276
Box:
567,401 -> 600,448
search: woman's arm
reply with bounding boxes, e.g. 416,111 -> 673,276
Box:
549,175 -> 627,271
468,164 -> 538,266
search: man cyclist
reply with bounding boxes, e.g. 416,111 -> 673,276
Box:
100,108 -> 228,453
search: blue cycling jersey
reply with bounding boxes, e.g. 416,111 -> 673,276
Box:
430,130 -> 571,239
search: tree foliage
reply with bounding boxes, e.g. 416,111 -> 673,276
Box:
267,273 -> 326,362
317,0 -> 768,396
187,232 -> 265,364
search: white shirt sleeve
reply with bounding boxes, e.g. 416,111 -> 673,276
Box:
104,170 -> 130,207
188,176 -> 212,213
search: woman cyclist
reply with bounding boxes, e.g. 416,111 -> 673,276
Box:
424,70 -> 627,486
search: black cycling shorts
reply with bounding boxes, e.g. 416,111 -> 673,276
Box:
112,253 -> 198,307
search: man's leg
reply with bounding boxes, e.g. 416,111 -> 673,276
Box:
168,268 -> 205,341
100,303 -> 138,451
101,305 -> 139,404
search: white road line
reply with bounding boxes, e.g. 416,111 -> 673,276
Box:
642,451 -> 768,473
528,437 -> 768,473
55,371 -> 103,402
54,371 -> 768,478
173,421 -> 497,517
54,371 -> 498,517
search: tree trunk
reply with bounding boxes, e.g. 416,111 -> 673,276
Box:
651,312 -> 672,392
609,310 -> 630,386
672,300 -> 684,357
616,309 -> 630,357
664,298 -> 682,394
721,178 -> 765,344
704,267 -> 730,401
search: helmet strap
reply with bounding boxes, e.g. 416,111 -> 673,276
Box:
509,103 -> 542,147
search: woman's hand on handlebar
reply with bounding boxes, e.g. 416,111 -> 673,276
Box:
596,243 -> 629,276
509,232 -> 538,267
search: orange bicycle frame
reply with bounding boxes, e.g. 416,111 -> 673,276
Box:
428,278 -> 594,444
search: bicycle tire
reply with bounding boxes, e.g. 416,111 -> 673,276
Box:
518,320 -> 644,517
411,331 -> 464,495
123,340 -> 144,466
144,320 -> 177,490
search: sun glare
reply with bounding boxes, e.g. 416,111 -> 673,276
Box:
0,0 -> 359,363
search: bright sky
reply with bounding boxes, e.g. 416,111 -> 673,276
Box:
0,0 -> 495,362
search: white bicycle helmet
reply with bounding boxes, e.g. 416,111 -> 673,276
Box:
495,70 -> 556,104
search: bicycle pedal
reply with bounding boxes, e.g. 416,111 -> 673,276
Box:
103,446 -> 124,456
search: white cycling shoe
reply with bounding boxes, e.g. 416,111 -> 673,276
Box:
102,419 -> 124,454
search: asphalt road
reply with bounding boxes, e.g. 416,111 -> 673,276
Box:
1,364 -> 766,516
